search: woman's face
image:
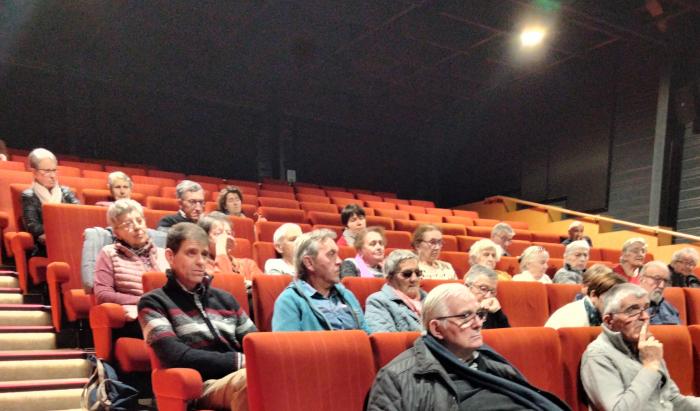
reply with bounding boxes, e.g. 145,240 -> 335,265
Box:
225,192 -> 242,215
110,178 -> 132,200
475,248 -> 498,269
208,220 -> 235,254
415,230 -> 442,263
276,226 -> 302,260
360,231 -> 385,266
566,247 -> 589,271
389,259 -> 421,299
527,252 -> 549,277
113,210 -> 148,248
346,214 -> 366,234
33,157 -> 58,189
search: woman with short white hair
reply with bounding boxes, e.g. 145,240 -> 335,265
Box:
264,223 -> 302,276
468,238 -> 511,282
612,237 -> 647,284
512,246 -> 552,283
95,171 -> 133,207
553,240 -> 590,284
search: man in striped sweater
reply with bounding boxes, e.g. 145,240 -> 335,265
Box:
138,222 -> 256,411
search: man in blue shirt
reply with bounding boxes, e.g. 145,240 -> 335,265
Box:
639,261 -> 680,325
272,229 -> 369,332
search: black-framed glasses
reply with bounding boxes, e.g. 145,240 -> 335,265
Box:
436,309 -> 488,327
421,239 -> 443,248
184,199 -> 206,207
36,168 -> 58,175
641,275 -> 669,286
399,269 -> 423,279
617,304 -> 654,319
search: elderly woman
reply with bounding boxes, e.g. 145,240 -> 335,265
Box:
545,264 -> 626,329
198,212 -> 262,287
412,224 -> 456,280
337,204 -> 367,246
561,221 -> 593,246
553,240 -> 590,284
264,223 -> 302,276
512,246 -> 552,283
669,247 -> 700,288
365,249 -> 426,333
93,199 -> 169,322
217,186 -> 245,217
95,171 -> 133,207
340,226 -> 386,278
612,237 -> 647,284
464,264 -> 510,329
468,238 -> 512,282
21,148 -> 79,256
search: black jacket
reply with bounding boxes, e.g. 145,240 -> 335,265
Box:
669,265 -> 700,288
156,212 -> 192,230
21,186 -> 79,255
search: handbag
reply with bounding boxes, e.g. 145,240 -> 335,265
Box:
81,355 -> 140,411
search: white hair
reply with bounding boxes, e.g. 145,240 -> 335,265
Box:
107,199 -> 144,227
175,180 -> 203,200
107,171 -> 132,189
671,247 -> 700,264
464,264 -> 498,284
383,249 -> 418,278
27,148 -> 57,169
422,283 -> 474,331
602,283 -> 648,315
620,237 -> 647,263
469,238 -> 502,264
273,223 -> 301,246
564,240 -> 590,257
639,260 -> 670,277
491,223 -> 514,238
519,246 -> 549,271
294,229 -> 337,281
568,221 -> 584,231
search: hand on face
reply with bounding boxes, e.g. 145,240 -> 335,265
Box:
480,297 -> 501,313
637,321 -> 663,370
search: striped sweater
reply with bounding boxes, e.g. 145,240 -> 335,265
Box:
138,271 -> 257,380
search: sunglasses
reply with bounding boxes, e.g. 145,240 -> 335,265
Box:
399,269 -> 423,279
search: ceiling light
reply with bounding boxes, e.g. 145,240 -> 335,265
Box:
520,27 -> 546,47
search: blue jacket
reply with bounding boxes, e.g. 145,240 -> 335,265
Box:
649,298 -> 681,325
365,284 -> 425,334
272,280 -> 369,333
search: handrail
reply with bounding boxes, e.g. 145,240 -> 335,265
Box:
485,195 -> 700,244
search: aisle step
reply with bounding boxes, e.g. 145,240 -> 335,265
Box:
0,387 -> 83,411
0,358 -> 91,382
0,332 -> 56,350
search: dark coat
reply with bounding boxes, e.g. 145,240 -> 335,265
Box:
21,186 -> 79,256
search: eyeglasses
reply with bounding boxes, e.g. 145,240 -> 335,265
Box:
469,283 -> 497,297
616,304 -> 654,319
626,247 -> 646,255
36,168 -> 58,175
421,239 -> 443,248
676,259 -> 697,267
642,275 -> 669,286
184,199 -> 205,207
436,309 -> 488,327
116,218 -> 145,231
399,269 -> 423,279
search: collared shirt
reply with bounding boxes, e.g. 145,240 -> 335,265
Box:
649,298 -> 680,325
298,280 -> 357,330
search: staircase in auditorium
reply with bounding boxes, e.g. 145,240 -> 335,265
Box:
0,268 -> 88,411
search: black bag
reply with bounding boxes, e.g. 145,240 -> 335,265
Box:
81,355 -> 140,411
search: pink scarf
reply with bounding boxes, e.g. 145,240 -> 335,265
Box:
354,254 -> 380,278
392,286 -> 423,317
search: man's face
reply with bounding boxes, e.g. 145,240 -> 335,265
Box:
468,275 -> 497,303
569,225 -> 584,240
276,226 -> 302,259
166,239 -> 210,291
639,265 -> 670,303
491,232 -> 513,252
671,255 -> 697,276
565,247 -> 589,271
32,157 -> 58,189
179,190 -> 205,222
305,238 -> 341,286
622,243 -> 646,268
110,179 -> 132,200
605,294 -> 651,344
431,292 -> 484,357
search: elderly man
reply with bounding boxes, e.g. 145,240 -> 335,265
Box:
263,223 -> 302,276
612,237 -> 647,284
95,171 -> 133,207
668,247 -> 700,288
581,283 -> 700,410
464,264 -> 510,329
367,283 -> 569,410
490,222 -> 515,256
637,261 -> 680,325
271,229 -> 369,332
157,180 -> 205,230
561,221 -> 593,246
138,223 -> 256,411
553,240 -> 590,284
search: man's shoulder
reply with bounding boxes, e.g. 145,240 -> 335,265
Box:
379,345 -> 422,377
21,188 -> 35,199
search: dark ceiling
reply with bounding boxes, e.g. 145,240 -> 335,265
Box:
2,0 -> 700,133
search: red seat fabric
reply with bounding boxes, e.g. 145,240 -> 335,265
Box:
375,209 -> 409,220
132,175 -> 176,187
444,216 -> 474,227
356,193 -> 383,202
466,226 -> 492,238
366,201 -> 397,210
146,196 -> 179,211
441,235 -> 458,252
82,170 -> 110,180
474,218 -> 499,227
420,278 -> 462,292
365,216 -> 394,231
56,165 -> 82,177
257,207 -> 306,224
546,283 -> 581,315
331,197 -> 362,209
384,230 -> 412,249
531,232 -> 563,244
296,193 -> 331,204
409,199 -> 435,208
251,274 -> 293,331
452,209 -> 479,218
663,287 -> 687,325
147,170 -> 186,180
258,197 -> 299,209
508,240 -> 532,257
313,224 -> 344,239
397,204 -> 426,214
533,242 -> 566,259
648,325 -> 695,395
436,223 -> 467,237
259,183 -> 294,194
685,289 -> 700,325
512,229 -> 533,241
300,202 -> 337,214
506,220 -> 529,230
496,256 -> 520,275
456,235 -> 483,252
253,242 -> 277,270
384,198 -> 410,206
496,281 -> 549,326
438,251 -> 470,278
105,165 -> 147,176
557,327 -> 602,411
307,211 -> 342,226
341,277 -> 385,310
327,190 -> 355,199
410,213 -> 442,223
425,208 -> 453,217
295,187 -> 327,196
258,190 -> 296,200
255,221 -> 312,242
0,161 -> 27,171
369,331 -> 421,370
393,219 -> 420,233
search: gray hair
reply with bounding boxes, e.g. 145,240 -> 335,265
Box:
464,264 -> 498,284
639,260 -> 669,277
294,229 -> 337,281
602,283 -> 648,315
671,247 -> 700,265
27,148 -> 57,169
383,249 -> 418,278
491,222 -> 514,238
620,237 -> 647,263
422,283 -> 474,331
568,221 -> 584,231
469,238 -> 502,265
564,240 -> 590,257
107,199 -> 144,227
175,180 -> 203,200
273,223 -> 301,246
107,171 -> 132,189
197,211 -> 233,235
519,245 -> 549,271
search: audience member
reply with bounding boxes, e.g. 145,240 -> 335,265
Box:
668,247 -> 700,288
93,200 -> 168,338
464,264 -> 510,329
365,250 -> 425,333
337,204 -> 366,246
581,283 -> 700,410
340,226 -> 385,278
263,223 -> 301,276
545,264 -> 625,329
513,246 -> 552,284
0,138 -> 7,161
412,224 -> 456,280
638,261 -> 679,325
95,171 -> 133,207
217,186 -> 245,217
553,240 -> 590,284
157,180 -> 205,230
468,238 -> 511,282
272,229 -> 369,332
612,237 -> 647,284
22,148 -> 79,256
198,212 -> 262,288
561,221 -> 592,246
490,222 -> 514,256
138,222 -> 255,411
366,283 -> 569,411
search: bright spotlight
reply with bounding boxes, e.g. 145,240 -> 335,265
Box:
520,27 -> 546,47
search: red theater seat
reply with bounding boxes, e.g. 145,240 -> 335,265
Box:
300,202 -> 337,214
366,201 -> 397,210
147,170 -> 186,180
255,221 -> 311,242
466,226 -> 492,238
307,211 -> 342,226
557,327 -> 602,411
253,241 -> 276,270
252,274 -> 293,331
296,193 -> 331,204
341,277 -> 384,310
397,204 -> 426,214
452,209 -> 479,218
546,283 -> 581,315
436,223 -> 467,237
444,215 -> 474,227
295,187 -> 326,196
393,219 -> 420,233
384,230 -> 412,249
356,193 -> 382,202
365,216 -> 394,231
384,198 -> 410,206
257,197 -> 299,209
132,175 -> 176,187
327,190 -> 354,199
442,235 -> 458,252
146,196 -> 179,211
496,281 -> 549,326
496,256 -> 520,275
663,287 -> 687,324
438,251 -> 470,278
425,208 -> 453,217
258,190 -> 295,200
369,331 -> 421,370
375,209 -> 409,220
534,242 -> 565,259
331,197 -> 361,209
257,207 -> 306,224
456,235 -> 482,252
409,199 -> 435,208
313,224 -> 344,239
410,213 -> 442,223
531,232 -> 563,244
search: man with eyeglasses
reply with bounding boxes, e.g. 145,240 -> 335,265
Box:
668,247 -> 700,288
581,283 -> 700,410
464,264 -> 510,329
367,283 -> 569,411
638,261 -> 680,325
157,180 -> 205,231
490,223 -> 515,257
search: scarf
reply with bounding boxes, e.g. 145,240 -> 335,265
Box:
354,254 -> 380,278
32,181 -> 62,204
392,285 -> 422,317
583,296 -> 602,326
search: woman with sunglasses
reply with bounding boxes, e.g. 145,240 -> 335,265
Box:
412,224 -> 456,280
365,250 -> 427,333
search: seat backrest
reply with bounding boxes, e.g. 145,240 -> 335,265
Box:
296,193 -> 331,204
331,197 -> 361,209
685,288 -> 700,325
300,202 -> 337,214
255,221 -> 312,242
495,256 -> 520,275
466,226 -> 492,238
534,242 -> 565,259
393,219 -> 420,233
409,199 -> 435,208
258,197 -> 300,209
425,207 -> 453,217
557,326 -> 602,411
436,223 -> 467,237
307,211 -> 342,226
356,193 -> 382,202
420,278 -> 462,292
253,242 -> 277,271
132,175 -> 176,187
295,187 -> 326,196
3,176 -> 31,231
369,331 -> 421,371
397,204 -> 426,214
444,215 -> 474,227
384,197 -> 410,206
689,325 -> 700,395
496,281 -> 549,326
231,238 -> 252,259
244,330 -> 375,411
146,196 -> 180,211
257,207 -> 306,224
251,274 -> 293,331
365,216 -> 394,231
146,170 -> 185,180
0,161 -> 26,171
230,216 -> 256,244
512,229 -> 532,241
438,251 -> 470,279
482,327 -> 565,400
132,183 -> 161,198
313,224 -> 344,239
327,190 -> 354,199
663,287 -> 687,325
187,175 -> 225,185
258,190 -> 296,200
546,283 -> 582,315
453,209 -> 479,218
341,277 -> 385,311
259,183 -> 294,194
104,165 -> 147,176
648,325 -> 695,395
57,165 -> 82,177
373,209 -> 406,219
442,235 -> 458,252
530,232 -> 563,243
82,170 -> 110,180
384,230 -> 412,249
410,213 -> 442,223
588,247 -> 602,261
474,218 -> 499,227
456,235 -> 482,252
600,248 -> 622,264
508,240 -> 532,257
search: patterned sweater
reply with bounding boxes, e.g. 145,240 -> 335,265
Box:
138,271 -> 257,380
